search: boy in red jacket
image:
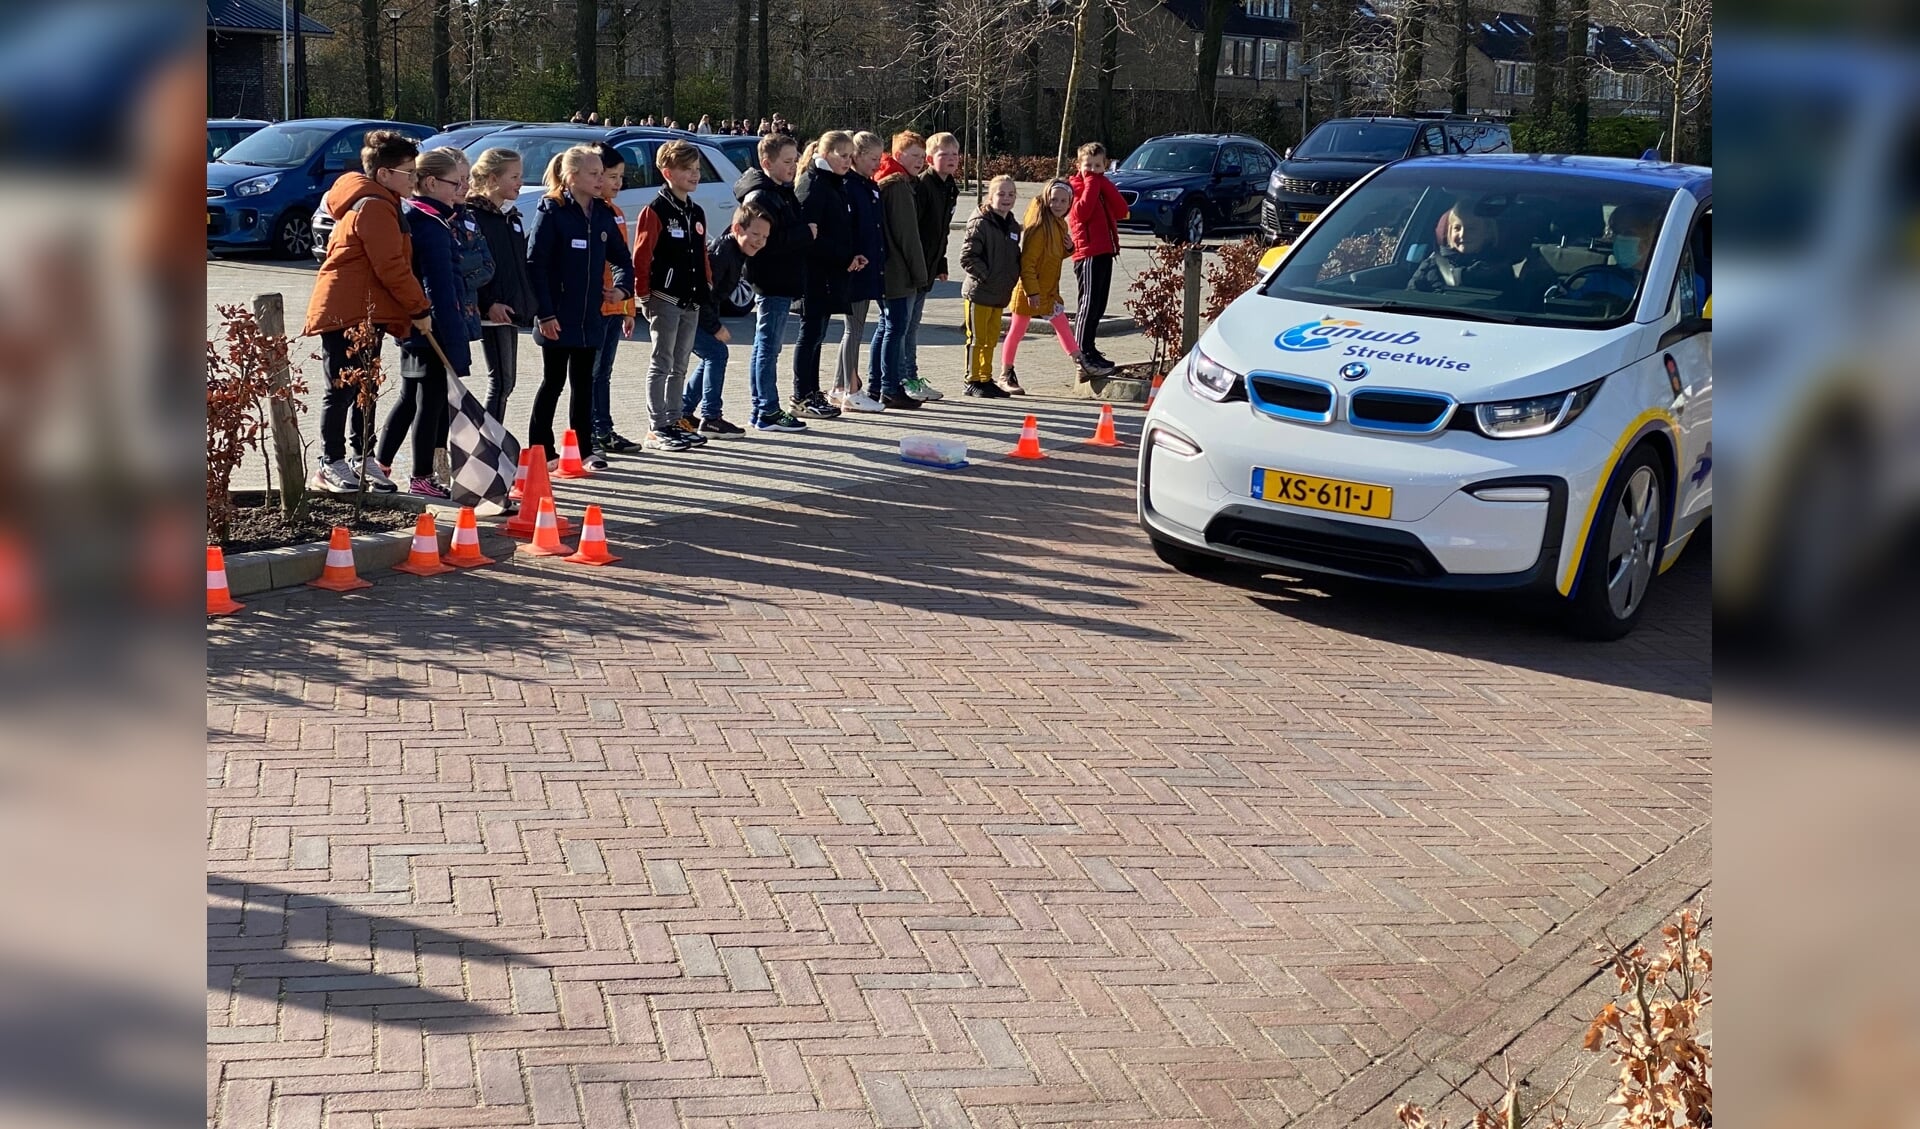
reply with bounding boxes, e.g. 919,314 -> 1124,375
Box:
1066,141 -> 1128,377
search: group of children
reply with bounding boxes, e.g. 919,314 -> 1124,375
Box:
302,127 -> 1135,496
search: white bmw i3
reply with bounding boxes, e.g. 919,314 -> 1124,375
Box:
1138,154 -> 1711,638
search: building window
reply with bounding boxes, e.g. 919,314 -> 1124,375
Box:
1243,0 -> 1290,18
1494,60 -> 1536,96
1590,70 -> 1649,102
1260,38 -> 1282,79
1220,36 -> 1257,77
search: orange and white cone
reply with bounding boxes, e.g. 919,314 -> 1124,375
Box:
503,446 -> 572,538
392,513 -> 455,576
206,546 -> 243,616
554,429 -> 593,479
1145,372 -> 1166,407
563,505 -> 619,566
1088,403 -> 1122,447
308,526 -> 373,592
524,496 -> 571,556
1008,414 -> 1046,460
446,506 -> 496,567
509,448 -> 530,499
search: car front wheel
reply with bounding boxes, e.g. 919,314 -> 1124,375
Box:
272,210 -> 313,259
1565,445 -> 1666,640
1174,203 -> 1207,245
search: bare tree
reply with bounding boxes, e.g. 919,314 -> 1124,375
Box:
360,0 -> 384,117
1599,0 -> 1712,161
576,0 -> 599,115
432,0 -> 452,126
755,0 -> 769,120
1446,0 -> 1469,113
1194,0 -> 1234,129
733,0 -> 752,118
659,0 -> 678,118
1388,0 -> 1428,114
1564,0 -> 1591,148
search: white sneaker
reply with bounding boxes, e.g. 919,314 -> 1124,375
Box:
360,456 -> 398,493
843,390 -> 887,412
827,387 -> 851,409
309,458 -> 361,495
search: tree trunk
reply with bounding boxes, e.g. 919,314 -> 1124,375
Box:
576,0 -> 599,117
1015,36 -> 1041,154
1055,0 -> 1090,174
1449,0 -> 1469,113
1332,0 -> 1359,116
1531,0 -> 1558,121
292,0 -> 308,117
733,0 -> 752,118
479,0 -> 494,118
1390,0 -> 1427,116
361,0 -> 383,117
755,0 -> 770,120
1096,0 -> 1118,142
432,0 -> 451,127
660,0 -> 677,119
1195,0 -> 1232,130
1564,0 -> 1590,149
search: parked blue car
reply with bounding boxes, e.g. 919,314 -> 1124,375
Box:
1109,132 -> 1281,244
207,117 -> 433,259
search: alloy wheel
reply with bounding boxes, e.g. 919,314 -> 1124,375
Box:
1605,465 -> 1662,620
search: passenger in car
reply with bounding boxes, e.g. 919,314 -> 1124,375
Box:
1407,205 -> 1514,293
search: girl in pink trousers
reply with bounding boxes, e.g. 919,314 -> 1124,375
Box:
999,179 -> 1084,393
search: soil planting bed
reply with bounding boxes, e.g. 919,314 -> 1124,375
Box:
217,491 -> 419,554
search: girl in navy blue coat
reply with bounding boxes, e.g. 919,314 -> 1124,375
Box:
525,145 -> 635,461
377,147 -> 474,499
834,132 -> 889,409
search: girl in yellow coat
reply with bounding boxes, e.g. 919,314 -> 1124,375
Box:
998,179 -> 1084,394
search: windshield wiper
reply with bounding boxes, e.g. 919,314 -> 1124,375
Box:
1337,300 -> 1521,325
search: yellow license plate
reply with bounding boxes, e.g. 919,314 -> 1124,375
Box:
1296,211 -> 1319,223
1253,467 -> 1392,518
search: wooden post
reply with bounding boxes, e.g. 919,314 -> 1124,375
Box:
252,293 -> 308,520
1180,245 -> 1203,356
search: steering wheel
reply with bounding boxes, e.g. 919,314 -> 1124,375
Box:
1545,263 -> 1638,303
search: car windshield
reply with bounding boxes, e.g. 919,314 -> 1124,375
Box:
218,123 -> 336,167
1261,164 -> 1679,329
1119,142 -> 1218,174
463,135 -> 581,185
1294,121 -> 1419,162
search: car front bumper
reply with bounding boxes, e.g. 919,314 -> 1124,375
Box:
1117,198 -> 1182,237
1260,191 -> 1335,243
206,199 -> 274,248
1135,369 -> 1624,593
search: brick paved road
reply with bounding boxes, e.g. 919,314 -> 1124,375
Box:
208,436 -> 1711,1128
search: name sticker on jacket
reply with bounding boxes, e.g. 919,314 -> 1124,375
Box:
464,219 -> 477,231
668,222 -> 685,238
571,238 -> 588,249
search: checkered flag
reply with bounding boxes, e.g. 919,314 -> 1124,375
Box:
430,337 -> 521,511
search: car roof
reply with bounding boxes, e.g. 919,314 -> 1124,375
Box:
1145,132 -> 1267,145
1397,153 -> 1712,196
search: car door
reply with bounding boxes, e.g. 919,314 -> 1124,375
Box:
691,147 -> 741,229
613,141 -> 664,232
1235,147 -> 1274,227
1211,145 -> 1248,225
1661,205 -> 1713,546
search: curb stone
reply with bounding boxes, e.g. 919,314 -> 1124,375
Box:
223,500 -> 516,597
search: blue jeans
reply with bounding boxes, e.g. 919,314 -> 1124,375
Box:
865,294 -> 916,399
748,295 -> 792,421
903,286 -> 930,384
590,313 -> 625,437
681,327 -> 729,420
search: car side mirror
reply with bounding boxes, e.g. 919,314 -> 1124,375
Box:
1284,147 -> 1293,159
1657,314 -> 1711,350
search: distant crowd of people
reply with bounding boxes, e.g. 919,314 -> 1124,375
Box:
299,123 -> 1132,498
565,110 -> 794,137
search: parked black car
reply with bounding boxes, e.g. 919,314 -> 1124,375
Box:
1261,116 -> 1512,243
1109,133 -> 1281,244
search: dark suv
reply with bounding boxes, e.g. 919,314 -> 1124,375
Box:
1261,116 -> 1512,243
1109,133 -> 1281,244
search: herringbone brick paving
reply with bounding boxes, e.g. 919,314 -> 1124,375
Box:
208,438 -> 1710,1128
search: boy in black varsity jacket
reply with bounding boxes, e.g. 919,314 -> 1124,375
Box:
631,141 -> 715,452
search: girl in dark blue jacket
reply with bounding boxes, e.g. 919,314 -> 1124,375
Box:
836,133 -> 888,407
377,147 -> 474,499
525,145 -> 635,461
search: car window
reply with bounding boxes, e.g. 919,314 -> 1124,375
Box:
1263,164 -> 1679,329
616,143 -> 661,189
219,122 -> 340,168
1243,147 -> 1275,178
1412,124 -> 1449,156
1120,141 -> 1220,174
697,152 -> 724,183
1294,121 -> 1420,162
1449,123 -> 1512,154
1672,207 -> 1711,318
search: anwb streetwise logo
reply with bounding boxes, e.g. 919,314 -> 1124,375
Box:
1276,317 -> 1423,352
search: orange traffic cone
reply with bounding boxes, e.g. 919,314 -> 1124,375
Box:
1008,414 -> 1046,460
1088,404 -> 1122,447
524,496 -> 571,556
392,513 -> 455,577
1145,372 -> 1166,407
508,448 -> 530,499
503,447 -> 573,538
446,507 -> 496,567
554,429 -> 593,478
206,546 -> 244,616
563,505 -> 620,566
308,526 -> 373,592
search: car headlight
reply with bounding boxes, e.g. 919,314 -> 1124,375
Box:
1186,348 -> 1242,402
233,174 -> 281,197
1469,378 -> 1604,439
1146,188 -> 1182,201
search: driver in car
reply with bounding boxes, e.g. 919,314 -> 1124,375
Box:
1407,205 -> 1516,293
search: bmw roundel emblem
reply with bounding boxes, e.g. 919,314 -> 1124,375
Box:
1339,362 -> 1370,381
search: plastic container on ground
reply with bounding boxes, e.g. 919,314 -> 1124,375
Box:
899,435 -> 968,469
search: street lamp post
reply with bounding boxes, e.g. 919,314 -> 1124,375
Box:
386,8 -> 402,119
1296,61 -> 1318,143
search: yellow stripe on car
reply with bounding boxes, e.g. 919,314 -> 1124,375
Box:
1557,409 -> 1680,595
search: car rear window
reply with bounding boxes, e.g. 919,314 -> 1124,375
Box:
1293,122 -> 1419,162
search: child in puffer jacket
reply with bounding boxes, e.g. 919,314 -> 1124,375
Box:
958,175 -> 1023,398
